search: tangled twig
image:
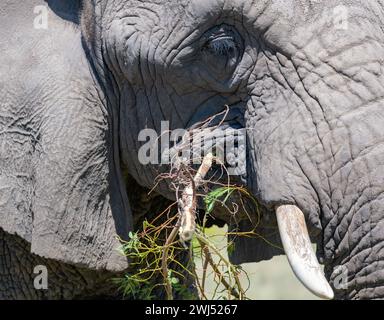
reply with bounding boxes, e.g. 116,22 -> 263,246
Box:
161,153 -> 214,299
118,108 -> 260,300
196,231 -> 245,300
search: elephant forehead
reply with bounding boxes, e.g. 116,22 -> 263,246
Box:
108,0 -> 289,27
104,0 -> 308,64
148,0 -> 293,17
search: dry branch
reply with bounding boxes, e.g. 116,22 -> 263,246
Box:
178,153 -> 214,242
161,153 -> 214,299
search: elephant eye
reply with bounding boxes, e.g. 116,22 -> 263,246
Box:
201,25 -> 243,75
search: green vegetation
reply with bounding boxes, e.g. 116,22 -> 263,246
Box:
114,185 -> 259,300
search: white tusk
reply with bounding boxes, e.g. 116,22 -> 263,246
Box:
276,205 -> 334,300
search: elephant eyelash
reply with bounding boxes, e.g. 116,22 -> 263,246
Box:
204,36 -> 238,56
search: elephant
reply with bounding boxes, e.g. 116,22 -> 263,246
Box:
1,0 -> 384,300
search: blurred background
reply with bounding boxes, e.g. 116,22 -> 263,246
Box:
194,226 -> 320,300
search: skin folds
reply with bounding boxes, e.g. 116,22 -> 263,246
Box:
0,0 -> 384,299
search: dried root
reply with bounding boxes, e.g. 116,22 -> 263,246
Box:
178,153 -> 214,243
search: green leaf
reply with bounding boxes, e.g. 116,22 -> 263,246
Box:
204,187 -> 236,214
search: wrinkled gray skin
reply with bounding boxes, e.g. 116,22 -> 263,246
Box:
1,0 -> 384,300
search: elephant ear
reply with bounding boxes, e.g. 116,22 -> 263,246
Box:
0,1 -> 131,272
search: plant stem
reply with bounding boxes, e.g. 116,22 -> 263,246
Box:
196,232 -> 245,299
198,240 -> 240,299
161,223 -> 181,300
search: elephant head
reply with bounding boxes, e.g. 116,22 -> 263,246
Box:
1,0 -> 384,300
77,0 -> 384,299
